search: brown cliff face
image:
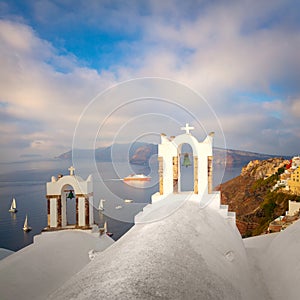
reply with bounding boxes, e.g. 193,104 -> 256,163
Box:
129,145 -> 157,165
240,158 -> 289,180
219,158 -> 298,237
129,144 -> 157,165
213,148 -> 277,166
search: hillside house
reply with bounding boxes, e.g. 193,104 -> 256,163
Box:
287,166 -> 300,195
268,200 -> 300,233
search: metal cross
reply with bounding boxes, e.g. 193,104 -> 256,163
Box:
68,166 -> 75,176
181,123 -> 194,134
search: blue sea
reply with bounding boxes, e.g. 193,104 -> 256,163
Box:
0,159 -> 241,252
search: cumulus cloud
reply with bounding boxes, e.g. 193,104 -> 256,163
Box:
0,20 -> 116,160
0,0 -> 300,161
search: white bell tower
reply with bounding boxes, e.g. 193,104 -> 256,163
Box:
135,124 -> 236,227
152,124 -> 214,201
46,167 -> 94,229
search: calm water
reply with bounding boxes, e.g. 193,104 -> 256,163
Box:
0,159 -> 241,251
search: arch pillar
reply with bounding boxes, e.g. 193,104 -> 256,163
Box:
158,157 -> 164,195
194,156 -> 198,194
173,156 -> 178,193
76,197 -> 79,226
208,156 -> 213,194
85,198 -> 89,227
57,196 -> 62,227
47,198 -> 50,226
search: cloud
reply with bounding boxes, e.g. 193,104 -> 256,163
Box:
130,1 -> 300,155
287,98 -> 300,118
139,2 -> 300,93
0,1 -> 300,161
0,19 -> 117,160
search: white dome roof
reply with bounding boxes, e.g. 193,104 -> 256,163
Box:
49,200 -> 261,299
259,219 -> 300,300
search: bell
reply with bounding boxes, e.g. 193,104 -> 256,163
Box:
182,153 -> 192,167
67,190 -> 74,199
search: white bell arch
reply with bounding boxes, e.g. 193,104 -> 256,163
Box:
153,124 -> 214,201
46,167 -> 94,229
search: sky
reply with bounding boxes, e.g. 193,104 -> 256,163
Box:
0,0 -> 300,162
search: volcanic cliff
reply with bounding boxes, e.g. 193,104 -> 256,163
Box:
219,158 -> 300,237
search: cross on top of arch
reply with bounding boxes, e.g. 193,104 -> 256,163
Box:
68,166 -> 75,176
181,123 -> 194,134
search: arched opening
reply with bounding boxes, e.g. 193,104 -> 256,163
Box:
61,184 -> 76,226
179,143 -> 194,192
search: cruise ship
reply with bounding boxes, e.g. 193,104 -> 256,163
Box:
123,174 -> 151,181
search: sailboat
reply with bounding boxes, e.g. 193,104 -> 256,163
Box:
99,221 -> 113,236
23,214 -> 32,232
104,221 -> 113,237
9,198 -> 17,213
99,199 -> 105,211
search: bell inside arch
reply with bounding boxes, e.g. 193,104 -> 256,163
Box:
182,153 -> 192,167
67,190 -> 75,199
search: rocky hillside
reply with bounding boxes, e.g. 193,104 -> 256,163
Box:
213,147 -> 277,166
129,144 -> 157,165
220,158 -> 300,237
240,158 -> 288,179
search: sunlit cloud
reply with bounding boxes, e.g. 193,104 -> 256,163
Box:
0,1 -> 300,161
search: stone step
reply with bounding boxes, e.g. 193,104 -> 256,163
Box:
226,211 -> 236,228
218,206 -> 229,218
227,211 -> 236,218
220,204 -> 228,210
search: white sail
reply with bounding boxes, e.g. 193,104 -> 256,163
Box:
102,221 -> 113,236
99,199 -> 105,211
9,198 -> 17,212
24,215 -> 28,227
23,214 -> 32,232
12,198 -> 16,209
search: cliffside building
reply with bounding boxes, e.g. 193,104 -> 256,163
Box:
287,166 -> 300,195
268,200 -> 300,233
287,200 -> 300,216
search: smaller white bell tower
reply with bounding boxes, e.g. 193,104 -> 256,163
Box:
46,166 -> 94,229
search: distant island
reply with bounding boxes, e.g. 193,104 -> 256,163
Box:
56,142 -> 289,167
